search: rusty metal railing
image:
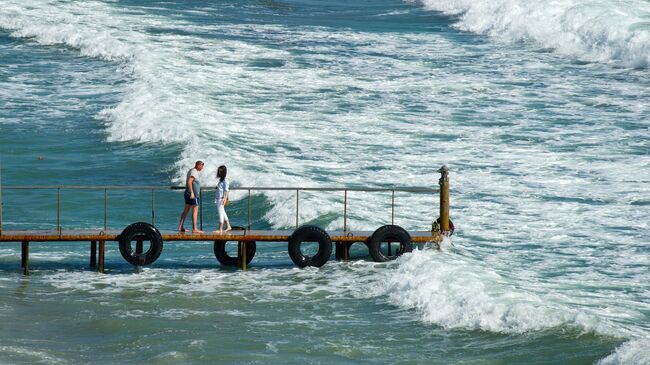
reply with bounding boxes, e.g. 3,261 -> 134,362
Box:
0,166 -> 450,235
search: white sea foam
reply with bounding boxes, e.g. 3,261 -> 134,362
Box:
0,346 -> 67,365
0,0 -> 465,230
596,338 -> 650,365
115,308 -> 211,319
45,269 -> 171,294
374,249 -> 611,334
419,0 -> 650,68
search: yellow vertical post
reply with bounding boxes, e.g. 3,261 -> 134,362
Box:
21,241 -> 29,275
98,240 -> 105,273
438,165 -> 450,232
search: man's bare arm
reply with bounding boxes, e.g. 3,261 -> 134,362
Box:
187,176 -> 195,198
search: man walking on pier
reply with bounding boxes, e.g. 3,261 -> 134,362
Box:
178,160 -> 205,233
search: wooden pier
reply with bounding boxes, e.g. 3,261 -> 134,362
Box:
0,167 -> 452,274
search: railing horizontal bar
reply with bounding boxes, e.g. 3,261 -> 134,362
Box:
3,186 -> 184,190
3,186 -> 439,193
231,187 -> 438,193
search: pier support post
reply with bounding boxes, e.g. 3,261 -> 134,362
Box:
136,239 -> 143,255
21,241 -> 29,275
241,241 -> 247,272
335,242 -> 349,261
90,241 -> 97,268
98,240 -> 105,273
438,166 -> 450,233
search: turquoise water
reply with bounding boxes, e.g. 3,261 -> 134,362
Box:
1,1 -> 649,364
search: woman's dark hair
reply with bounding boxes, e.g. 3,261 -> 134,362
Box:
217,165 -> 227,182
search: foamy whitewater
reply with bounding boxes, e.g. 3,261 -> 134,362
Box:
420,0 -> 650,68
1,0 -> 649,364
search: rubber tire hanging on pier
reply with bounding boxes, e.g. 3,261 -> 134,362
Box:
435,217 -> 455,236
118,222 -> 164,266
213,226 -> 256,266
288,225 -> 332,267
368,225 -> 412,262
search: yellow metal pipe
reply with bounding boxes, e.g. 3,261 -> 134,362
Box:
439,166 -> 450,233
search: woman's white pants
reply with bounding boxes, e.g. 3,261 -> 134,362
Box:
217,203 -> 228,224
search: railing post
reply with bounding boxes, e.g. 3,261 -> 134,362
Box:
343,189 -> 347,233
438,165 -> 450,233
391,190 -> 395,225
247,189 -> 251,231
151,189 -> 155,226
57,188 -> 61,233
104,189 -> 107,231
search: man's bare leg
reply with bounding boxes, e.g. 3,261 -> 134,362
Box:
178,204 -> 191,231
191,206 -> 204,233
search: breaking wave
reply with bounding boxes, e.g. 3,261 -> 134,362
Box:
420,0 -> 650,68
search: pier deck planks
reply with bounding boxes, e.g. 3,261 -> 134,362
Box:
0,229 -> 442,243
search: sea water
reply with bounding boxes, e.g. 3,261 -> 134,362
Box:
0,1 -> 649,364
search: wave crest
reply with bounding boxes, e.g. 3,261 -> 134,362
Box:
596,338 -> 650,365
421,0 -> 650,68
377,249 -> 607,334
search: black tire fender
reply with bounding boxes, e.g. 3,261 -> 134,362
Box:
288,225 -> 332,267
436,217 -> 455,236
118,222 -> 164,266
213,226 -> 256,266
368,225 -> 412,262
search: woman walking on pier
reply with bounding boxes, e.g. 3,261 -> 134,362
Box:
215,165 -> 233,234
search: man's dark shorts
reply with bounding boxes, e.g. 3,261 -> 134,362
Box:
184,190 -> 199,206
